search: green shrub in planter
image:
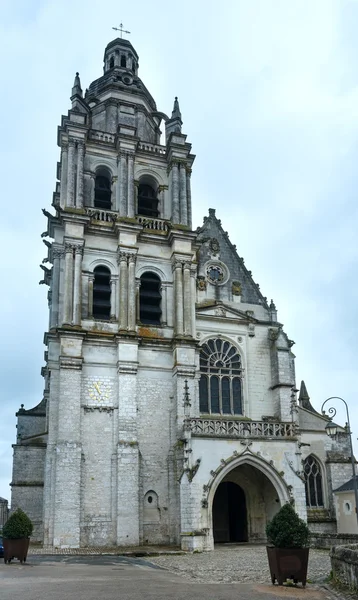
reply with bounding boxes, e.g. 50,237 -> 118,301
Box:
266,502 -> 310,548
3,509 -> 33,539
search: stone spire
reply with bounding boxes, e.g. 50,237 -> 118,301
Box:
71,72 -> 83,98
298,380 -> 319,414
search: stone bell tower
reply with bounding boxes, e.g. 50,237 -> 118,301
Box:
37,36 -> 197,548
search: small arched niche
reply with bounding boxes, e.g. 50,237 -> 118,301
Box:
143,490 -> 160,523
94,167 -> 112,210
137,175 -> 159,218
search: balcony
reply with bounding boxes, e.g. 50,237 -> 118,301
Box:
137,142 -> 166,155
188,418 -> 297,440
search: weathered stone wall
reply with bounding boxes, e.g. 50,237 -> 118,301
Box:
311,533 -> 358,548
330,544 -> 358,591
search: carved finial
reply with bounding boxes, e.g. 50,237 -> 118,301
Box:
71,72 -> 82,98
172,96 -> 182,120
208,208 -> 216,217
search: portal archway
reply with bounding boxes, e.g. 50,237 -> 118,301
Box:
208,455 -> 290,545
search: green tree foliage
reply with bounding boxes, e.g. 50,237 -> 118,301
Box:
3,508 -> 33,539
266,503 -> 310,548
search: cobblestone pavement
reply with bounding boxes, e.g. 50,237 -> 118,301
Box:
144,545 -> 331,584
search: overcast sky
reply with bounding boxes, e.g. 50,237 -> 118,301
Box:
0,0 -> 357,501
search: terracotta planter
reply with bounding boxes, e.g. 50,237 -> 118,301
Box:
3,538 -> 30,564
266,546 -> 309,587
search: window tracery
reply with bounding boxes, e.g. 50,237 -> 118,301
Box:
303,455 -> 324,508
199,339 -> 242,415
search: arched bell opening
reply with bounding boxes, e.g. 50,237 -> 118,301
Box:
137,175 -> 159,218
211,461 -> 285,545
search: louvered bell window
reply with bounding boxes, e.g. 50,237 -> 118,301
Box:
139,272 -> 161,325
93,266 -> 111,320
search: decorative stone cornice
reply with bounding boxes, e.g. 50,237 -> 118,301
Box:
59,356 -> 83,370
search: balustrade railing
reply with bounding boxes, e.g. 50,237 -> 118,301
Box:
188,418 -> 297,439
89,130 -> 115,144
137,142 -> 166,155
136,216 -> 170,232
86,208 -> 118,223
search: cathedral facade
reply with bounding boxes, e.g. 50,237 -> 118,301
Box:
11,38 -> 353,550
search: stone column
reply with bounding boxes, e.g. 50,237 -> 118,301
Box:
190,264 -> 197,338
116,157 -> 121,212
59,143 -> 68,209
161,283 -> 167,325
63,243 -> 74,324
128,254 -> 137,331
183,261 -> 191,336
119,153 -> 128,216
50,247 -> 63,329
134,180 -> 139,215
171,162 -> 180,223
90,174 -> 95,207
110,279 -> 116,320
88,275 -> 94,318
179,164 -> 187,225
73,245 -> 83,325
173,260 -> 184,335
76,141 -> 84,208
67,139 -> 76,208
186,167 -> 192,229
158,185 -> 165,219
127,153 -> 135,218
118,252 -> 128,330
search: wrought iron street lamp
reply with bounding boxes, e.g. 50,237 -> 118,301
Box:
321,396 -> 358,526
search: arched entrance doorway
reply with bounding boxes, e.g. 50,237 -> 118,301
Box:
213,481 -> 248,542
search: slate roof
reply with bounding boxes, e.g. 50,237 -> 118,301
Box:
333,475 -> 358,493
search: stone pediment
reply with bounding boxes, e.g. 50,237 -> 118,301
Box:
196,302 -> 257,322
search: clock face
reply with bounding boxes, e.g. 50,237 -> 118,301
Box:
88,381 -> 110,403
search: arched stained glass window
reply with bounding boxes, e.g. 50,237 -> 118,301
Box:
304,455 -> 324,508
199,339 -> 243,415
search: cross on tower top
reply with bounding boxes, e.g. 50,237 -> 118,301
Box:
112,23 -> 131,38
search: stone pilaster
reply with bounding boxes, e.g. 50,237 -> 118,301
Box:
88,275 -> 94,318
59,143 -> 68,209
179,164 -> 187,225
110,278 -> 117,320
190,264 -> 197,338
76,141 -> 84,208
171,162 -> 180,223
67,139 -> 76,207
90,174 -> 95,207
119,152 -> 128,216
173,259 -> 184,335
116,348 -> 139,546
116,157 -> 121,212
63,243 -> 74,324
50,247 -> 63,329
53,353 -> 83,547
128,254 -> 137,331
186,167 -> 192,229
73,245 -> 84,325
118,251 -> 128,330
127,153 -> 135,218
183,261 -> 192,336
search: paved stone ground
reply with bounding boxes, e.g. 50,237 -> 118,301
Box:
144,545 -> 331,585
23,544 -> 355,599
